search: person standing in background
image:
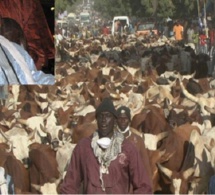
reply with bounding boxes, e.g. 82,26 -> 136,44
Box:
0,0 -> 54,71
192,26 -> 200,54
116,105 -> 153,192
173,21 -> 184,42
187,24 -> 195,44
199,30 -> 208,54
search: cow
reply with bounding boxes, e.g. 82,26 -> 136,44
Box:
28,143 -> 60,194
31,178 -> 61,195
0,149 -> 30,193
156,141 -> 196,194
0,127 -> 33,168
156,124 -> 201,193
179,79 -> 215,129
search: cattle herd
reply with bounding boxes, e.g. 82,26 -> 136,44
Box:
0,32 -> 215,194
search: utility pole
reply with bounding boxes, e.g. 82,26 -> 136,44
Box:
197,0 -> 200,18
203,0 -> 209,37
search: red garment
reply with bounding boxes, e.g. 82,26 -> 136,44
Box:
128,129 -> 153,188
102,27 -> 109,35
209,29 -> 215,46
60,135 -> 153,194
199,34 -> 207,45
0,0 -> 54,70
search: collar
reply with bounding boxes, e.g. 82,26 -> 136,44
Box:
91,130 -> 124,191
117,126 -> 131,138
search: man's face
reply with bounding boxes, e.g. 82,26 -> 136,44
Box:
97,111 -> 115,138
117,113 -> 130,131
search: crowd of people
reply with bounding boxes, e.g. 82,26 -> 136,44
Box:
163,18 -> 215,56
56,15 -> 215,54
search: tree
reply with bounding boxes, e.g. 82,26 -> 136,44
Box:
140,0 -> 175,18
93,0 -> 135,19
55,0 -> 81,17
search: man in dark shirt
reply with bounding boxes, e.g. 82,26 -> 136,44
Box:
60,98 -> 152,194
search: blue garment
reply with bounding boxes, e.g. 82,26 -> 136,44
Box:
209,175 -> 215,194
6,174 -> 15,195
0,173 -> 15,195
0,41 -> 55,85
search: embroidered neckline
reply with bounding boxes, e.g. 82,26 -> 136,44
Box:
91,130 -> 124,191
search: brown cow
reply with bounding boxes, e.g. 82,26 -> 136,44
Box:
157,123 -> 201,193
28,143 -> 60,193
0,148 -> 30,193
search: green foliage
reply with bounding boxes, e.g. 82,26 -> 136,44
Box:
92,0 -> 202,19
93,0 -> 137,19
55,0 -> 204,20
55,0 -> 81,17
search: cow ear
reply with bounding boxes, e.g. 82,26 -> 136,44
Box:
157,163 -> 173,179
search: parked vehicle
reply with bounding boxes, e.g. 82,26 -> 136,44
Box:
56,20 -> 68,29
136,22 -> 158,36
80,12 -> 90,26
67,13 -> 76,22
111,16 -> 130,35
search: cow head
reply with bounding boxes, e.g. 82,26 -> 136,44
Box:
0,128 -> 32,168
31,178 -> 61,194
157,163 -> 196,194
144,131 -> 168,151
42,124 -> 66,151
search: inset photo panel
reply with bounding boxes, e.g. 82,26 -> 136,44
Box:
0,0 -> 55,85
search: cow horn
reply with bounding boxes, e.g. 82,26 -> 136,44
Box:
58,93 -> 68,99
43,112 -> 51,120
34,96 -> 43,108
159,149 -> 166,157
31,183 -> 41,191
63,98 -> 70,107
6,142 -> 12,153
204,138 -> 215,152
183,167 -> 195,180
28,129 -> 36,140
55,177 -> 61,186
179,81 -> 198,103
17,119 -> 28,125
0,130 -> 12,152
190,71 -> 196,78
151,79 -> 158,86
168,79 -> 176,87
157,163 -> 173,179
47,95 -> 54,103
132,100 -> 145,117
74,104 -> 85,113
70,85 -> 84,95
86,85 -> 95,97
40,124 -> 47,133
157,131 -> 169,142
0,130 -> 10,142
105,84 -> 120,99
